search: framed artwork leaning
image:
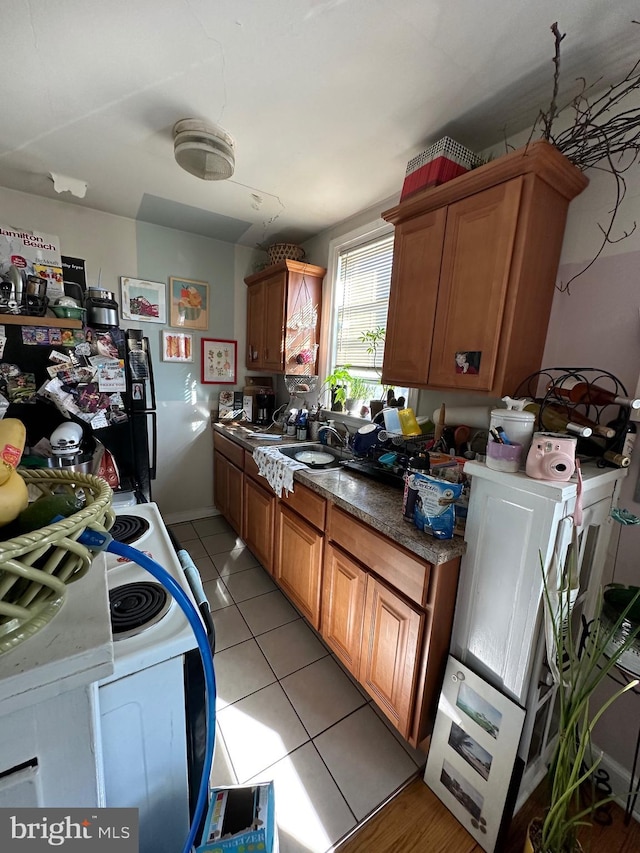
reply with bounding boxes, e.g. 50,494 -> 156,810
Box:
424,656 -> 525,853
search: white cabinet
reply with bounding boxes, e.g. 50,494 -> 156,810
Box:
450,461 -> 625,807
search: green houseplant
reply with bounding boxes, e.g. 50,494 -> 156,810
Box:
530,530 -> 640,853
319,365 -> 354,412
358,326 -> 395,417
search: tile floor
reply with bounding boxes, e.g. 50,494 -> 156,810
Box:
169,514 -> 426,853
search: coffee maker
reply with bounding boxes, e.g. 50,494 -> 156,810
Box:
254,391 -> 276,425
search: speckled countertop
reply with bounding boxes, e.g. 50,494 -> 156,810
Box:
212,422 -> 466,566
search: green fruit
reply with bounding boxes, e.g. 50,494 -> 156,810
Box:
16,495 -> 82,535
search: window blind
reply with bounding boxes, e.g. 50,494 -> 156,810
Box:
334,233 -> 393,372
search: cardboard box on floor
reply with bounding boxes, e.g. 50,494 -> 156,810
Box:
197,782 -> 278,853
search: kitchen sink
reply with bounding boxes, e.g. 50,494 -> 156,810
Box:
278,442 -> 352,470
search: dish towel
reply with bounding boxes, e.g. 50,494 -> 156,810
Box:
252,446 -> 307,497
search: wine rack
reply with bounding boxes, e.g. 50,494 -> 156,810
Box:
513,366 -> 635,466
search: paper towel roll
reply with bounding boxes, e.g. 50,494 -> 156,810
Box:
432,406 -> 491,429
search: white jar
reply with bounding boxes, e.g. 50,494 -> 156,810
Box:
489,407 -> 535,459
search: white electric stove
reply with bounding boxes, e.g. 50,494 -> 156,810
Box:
98,501 -> 206,853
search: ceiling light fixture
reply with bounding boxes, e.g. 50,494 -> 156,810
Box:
173,118 -> 235,181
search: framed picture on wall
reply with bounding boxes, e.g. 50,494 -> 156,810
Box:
120,277 -> 167,324
169,277 -> 209,331
424,656 -> 525,853
162,330 -> 194,363
201,338 -> 237,384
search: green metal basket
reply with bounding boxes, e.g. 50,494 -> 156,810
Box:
0,469 -> 115,653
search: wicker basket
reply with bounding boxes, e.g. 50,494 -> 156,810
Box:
0,469 -> 115,653
267,243 -> 305,264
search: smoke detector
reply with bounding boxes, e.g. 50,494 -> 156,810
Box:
173,119 -> 235,181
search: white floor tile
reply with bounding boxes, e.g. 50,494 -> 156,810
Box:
217,682 -> 308,782
202,576 -> 233,612
247,742 -> 356,853
370,702 -> 427,767
213,638 -> 276,709
212,604 -> 252,652
193,555 -> 218,583
313,705 -> 418,821
193,516 -> 232,537
210,723 -> 237,788
280,656 -> 367,738
212,546 -> 260,577
202,531 -> 245,555
184,538 -> 208,559
223,566 -> 277,603
168,521 -> 198,543
237,590 -> 299,636
256,619 -> 328,679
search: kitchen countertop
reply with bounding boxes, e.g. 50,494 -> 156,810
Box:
212,421 -> 467,565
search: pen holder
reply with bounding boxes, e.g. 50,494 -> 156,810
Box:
486,440 -> 522,473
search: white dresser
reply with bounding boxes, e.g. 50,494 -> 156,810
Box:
450,460 -> 626,808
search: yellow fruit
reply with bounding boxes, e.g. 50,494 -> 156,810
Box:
0,470 -> 29,528
0,419 -> 26,487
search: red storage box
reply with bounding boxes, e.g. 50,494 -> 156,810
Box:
401,136 -> 482,200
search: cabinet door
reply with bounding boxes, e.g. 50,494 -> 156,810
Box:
226,461 -> 244,534
243,475 -> 275,574
382,208 -> 447,387
321,543 -> 366,675
275,504 -> 323,628
360,576 -> 424,738
262,272 -> 286,372
213,451 -> 228,515
428,178 -> 523,390
246,282 -> 265,368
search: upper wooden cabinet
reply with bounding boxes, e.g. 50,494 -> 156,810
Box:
244,260 -> 326,374
381,141 -> 589,396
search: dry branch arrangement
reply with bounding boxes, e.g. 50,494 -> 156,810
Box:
532,22 -> 640,292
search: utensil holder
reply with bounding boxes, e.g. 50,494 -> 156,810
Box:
486,440 -> 522,472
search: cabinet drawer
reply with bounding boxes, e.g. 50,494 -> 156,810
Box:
280,483 -> 326,531
327,505 -> 430,606
213,431 -> 244,468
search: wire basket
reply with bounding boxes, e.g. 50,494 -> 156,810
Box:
0,469 -> 115,653
267,243 -> 305,265
284,374 -> 318,395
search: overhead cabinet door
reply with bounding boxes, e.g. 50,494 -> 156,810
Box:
427,178 -> 523,390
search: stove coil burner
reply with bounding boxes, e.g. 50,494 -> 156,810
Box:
110,515 -> 150,545
109,581 -> 171,640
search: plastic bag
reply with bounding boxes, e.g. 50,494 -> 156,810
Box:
411,472 -> 463,540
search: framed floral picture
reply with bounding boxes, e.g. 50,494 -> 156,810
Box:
120,277 -> 166,324
169,277 -> 209,331
201,338 -> 237,384
162,330 -> 193,363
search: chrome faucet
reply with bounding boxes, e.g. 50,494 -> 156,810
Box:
318,424 -> 351,449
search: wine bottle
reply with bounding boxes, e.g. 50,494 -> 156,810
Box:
607,409 -> 637,459
576,435 -> 631,468
524,403 -> 593,438
547,377 -> 640,409
545,403 -> 615,439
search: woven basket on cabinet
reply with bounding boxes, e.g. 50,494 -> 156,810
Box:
0,469 -> 114,653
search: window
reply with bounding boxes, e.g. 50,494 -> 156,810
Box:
321,222 -> 410,418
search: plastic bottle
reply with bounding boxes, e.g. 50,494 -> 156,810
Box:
402,453 -> 430,523
286,409 -> 297,437
296,410 -> 308,441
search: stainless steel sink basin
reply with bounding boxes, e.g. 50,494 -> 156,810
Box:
278,442 -> 352,470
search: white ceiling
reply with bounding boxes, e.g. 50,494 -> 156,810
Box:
2,1 -> 638,248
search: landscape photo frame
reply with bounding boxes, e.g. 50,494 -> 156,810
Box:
169,277 -> 209,331
424,656 -> 525,853
120,277 -> 166,324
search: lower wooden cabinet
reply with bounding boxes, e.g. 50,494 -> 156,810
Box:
275,504 -> 324,629
360,576 -> 424,739
243,475 -> 275,574
213,452 -> 243,534
322,544 -> 366,674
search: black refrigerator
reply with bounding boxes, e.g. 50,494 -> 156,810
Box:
1,323 -> 157,502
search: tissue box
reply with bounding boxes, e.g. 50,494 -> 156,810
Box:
400,137 -> 482,200
197,783 -> 278,853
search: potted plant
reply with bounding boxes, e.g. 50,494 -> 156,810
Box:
528,530 -> 640,853
345,375 -> 373,416
358,326 -> 390,417
319,365 -> 354,412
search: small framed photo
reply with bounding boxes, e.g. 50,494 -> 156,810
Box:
424,656 -> 525,853
120,277 -> 167,324
162,330 -> 193,363
201,338 -> 237,385
169,277 -> 209,331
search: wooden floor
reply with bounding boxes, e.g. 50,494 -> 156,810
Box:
337,775 -> 640,852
